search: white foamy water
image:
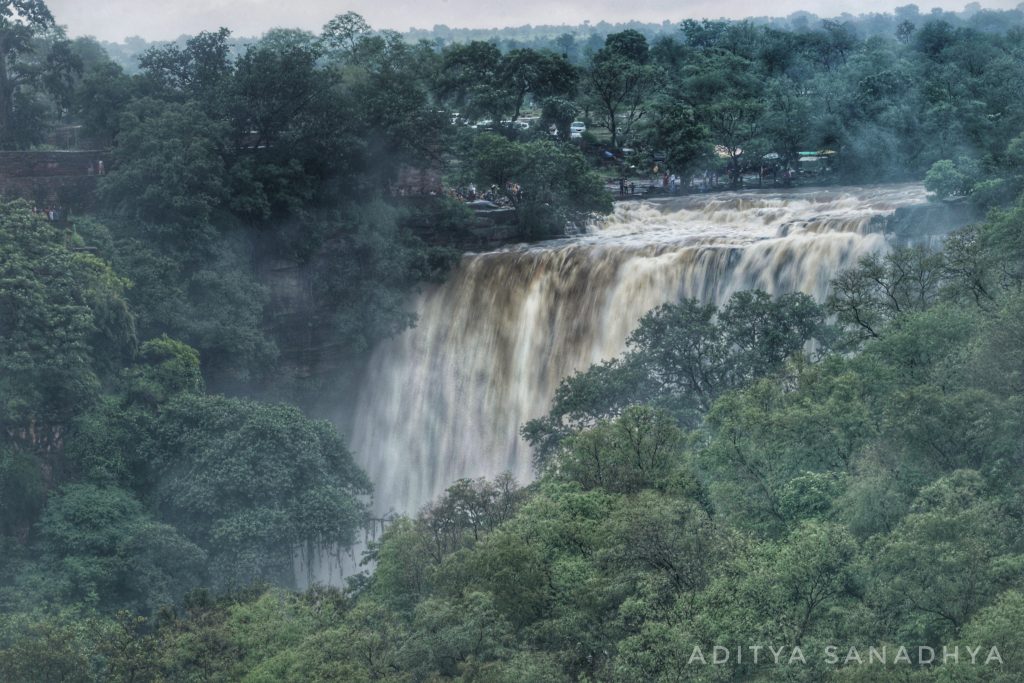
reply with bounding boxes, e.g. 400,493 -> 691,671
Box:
315,184 -> 928,582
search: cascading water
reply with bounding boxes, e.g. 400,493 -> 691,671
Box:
340,184 -> 928,568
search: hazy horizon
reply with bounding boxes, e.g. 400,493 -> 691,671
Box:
48,0 -> 1023,43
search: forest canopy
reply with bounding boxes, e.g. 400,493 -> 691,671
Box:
1,1 -> 1024,681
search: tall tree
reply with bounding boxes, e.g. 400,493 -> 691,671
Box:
154,394 -> 371,589
137,28 -> 234,114
586,54 -> 660,149
437,40 -> 504,121
0,0 -> 60,147
500,49 -> 576,122
0,201 -> 135,452
320,11 -> 371,58
0,200 -> 134,542
585,31 -> 662,149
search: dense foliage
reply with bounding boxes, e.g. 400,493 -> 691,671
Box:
0,202 -> 370,615
3,2 -> 1024,681
12,181 -> 1012,683
6,174 -> 1024,682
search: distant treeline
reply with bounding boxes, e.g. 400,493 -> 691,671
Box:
96,4 -> 1024,71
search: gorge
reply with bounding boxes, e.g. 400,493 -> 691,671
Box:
344,184 -> 949,553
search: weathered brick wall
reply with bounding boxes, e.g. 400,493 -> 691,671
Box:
0,150 -> 110,209
0,150 -> 110,178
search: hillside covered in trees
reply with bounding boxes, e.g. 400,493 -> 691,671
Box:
2,0 -> 1024,680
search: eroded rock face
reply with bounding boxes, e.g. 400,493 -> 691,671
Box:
882,200 -> 981,245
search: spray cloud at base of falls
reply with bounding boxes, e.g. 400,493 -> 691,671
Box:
342,184 -> 929,564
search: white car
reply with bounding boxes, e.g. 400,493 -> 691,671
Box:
570,121 -> 586,135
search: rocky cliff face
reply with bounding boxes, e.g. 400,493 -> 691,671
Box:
873,199 -> 981,244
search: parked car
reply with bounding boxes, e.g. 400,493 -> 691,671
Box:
467,199 -> 502,210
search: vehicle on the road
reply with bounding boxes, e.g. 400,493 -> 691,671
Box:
466,199 -> 503,210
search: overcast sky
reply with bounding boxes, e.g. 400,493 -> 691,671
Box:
47,0 -> 1020,42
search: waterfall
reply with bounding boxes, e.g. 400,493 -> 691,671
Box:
345,184 -> 928,547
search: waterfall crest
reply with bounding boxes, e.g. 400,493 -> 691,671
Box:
347,184 -> 928,526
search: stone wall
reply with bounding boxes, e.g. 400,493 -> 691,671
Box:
0,150 -> 110,210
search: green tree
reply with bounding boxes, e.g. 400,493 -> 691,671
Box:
74,59 -> 132,145
896,19 -> 916,44
719,290 -> 829,380
344,32 -> 449,189
320,11 -> 371,58
419,474 -> 524,560
312,200 -> 454,356
603,490 -> 720,597
925,158 -> 979,199
466,134 -> 611,237
700,368 -> 869,534
0,610 -> 112,682
940,590 -> 1024,683
603,29 -> 650,64
586,51 -> 661,148
642,98 -> 710,175
681,52 -> 765,185
37,483 -> 206,612
153,394 -> 371,589
437,40 -> 505,122
0,0 -> 66,147
555,407 -> 686,494
228,40 -> 334,165
0,200 -> 134,462
525,292 -> 830,464
539,95 -> 578,141
99,99 -> 230,244
828,247 -> 945,343
137,28 -> 234,110
868,471 -> 1024,643
500,49 -> 576,122
65,335 -> 203,492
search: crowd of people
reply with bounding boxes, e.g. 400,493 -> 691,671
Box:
388,180 -> 527,209
612,163 -> 814,200
616,172 -> 683,197
33,205 -> 68,222
451,182 -> 523,206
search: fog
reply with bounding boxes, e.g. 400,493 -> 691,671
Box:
48,0 -> 1022,42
